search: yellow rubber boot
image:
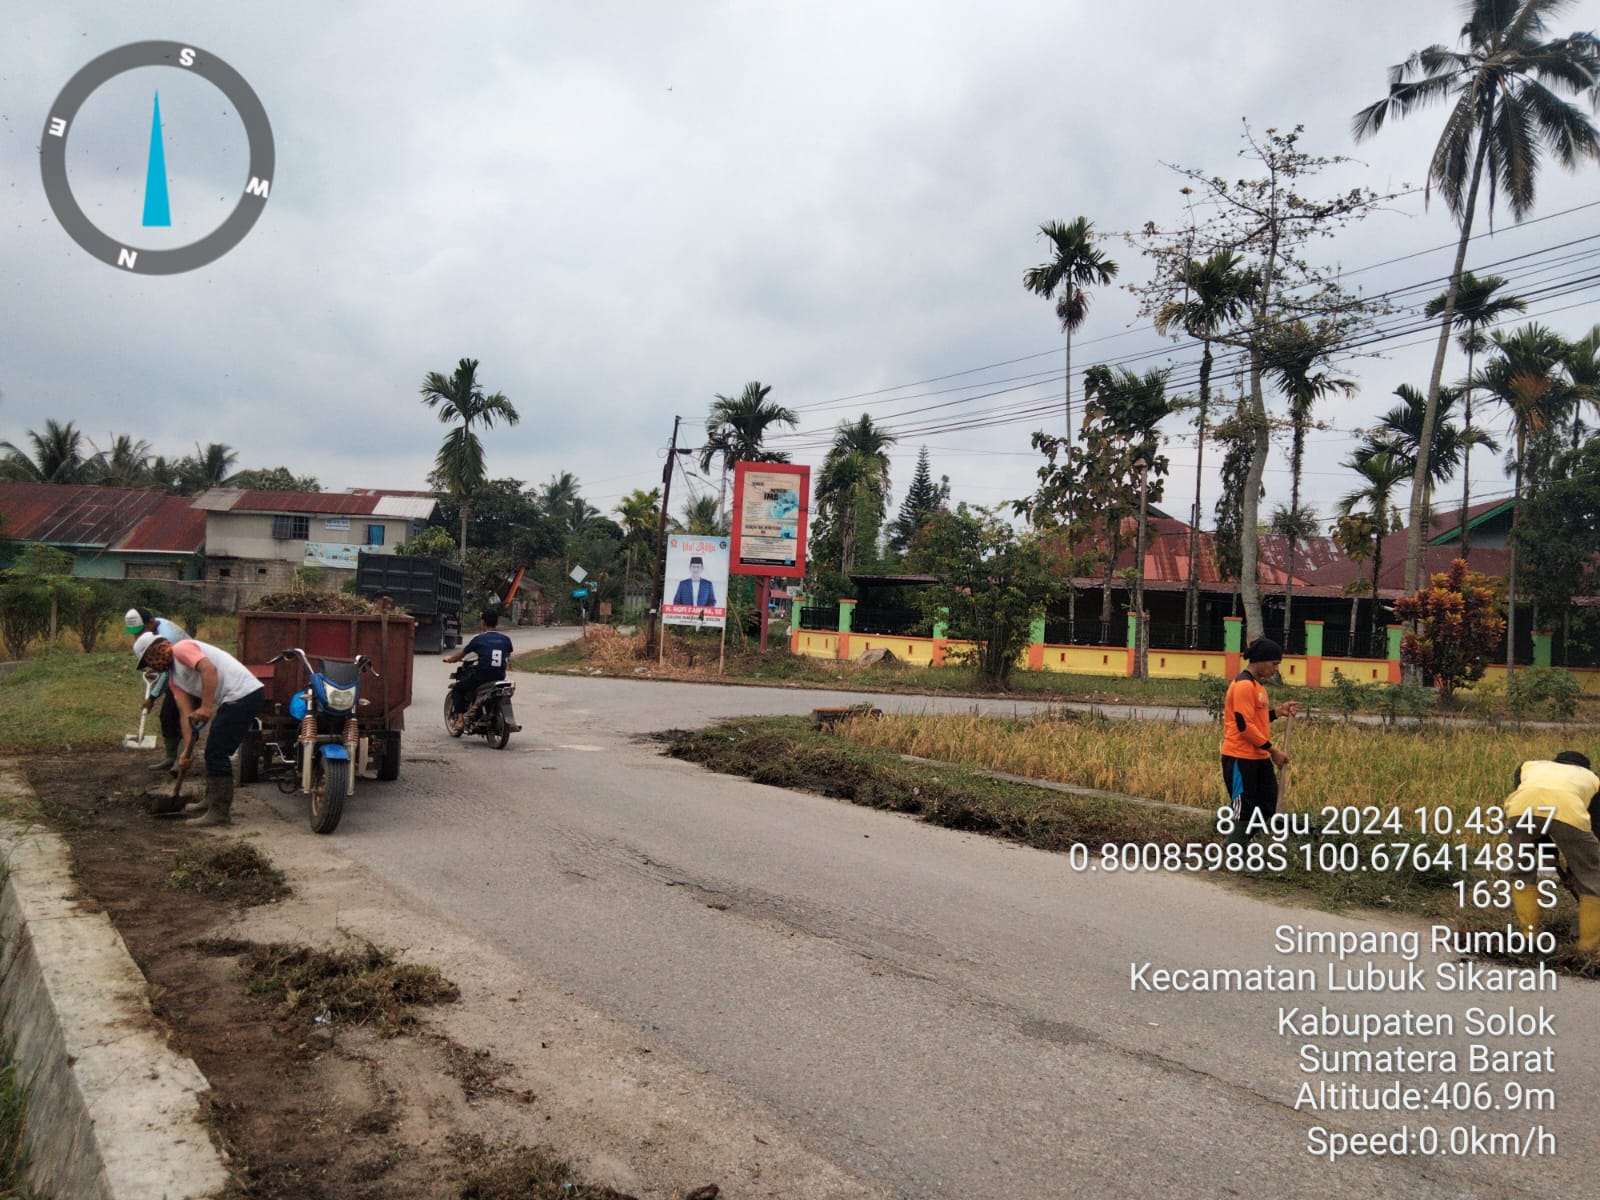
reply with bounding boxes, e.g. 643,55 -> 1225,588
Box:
1510,881 -> 1542,940
1577,894 -> 1600,955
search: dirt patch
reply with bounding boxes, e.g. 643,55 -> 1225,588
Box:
15,752 -> 645,1200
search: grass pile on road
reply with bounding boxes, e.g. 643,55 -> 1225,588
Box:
200,939 -> 459,1035
167,838 -> 289,905
669,717 -> 1481,919
669,716 -> 1200,851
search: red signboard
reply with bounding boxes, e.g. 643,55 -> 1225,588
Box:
729,461 -> 809,578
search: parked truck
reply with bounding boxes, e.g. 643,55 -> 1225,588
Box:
354,551 -> 462,653
236,608 -> 415,832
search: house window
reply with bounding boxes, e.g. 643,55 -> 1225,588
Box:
219,568 -> 232,578
367,524 -> 385,547
272,515 -> 310,540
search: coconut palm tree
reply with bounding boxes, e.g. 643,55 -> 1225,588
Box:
1154,250 -> 1255,635
701,381 -> 797,521
614,488 -> 662,595
85,434 -> 153,489
1337,450 -> 1411,637
816,414 -> 897,576
1353,0 -> 1600,595
1263,320 -> 1354,641
181,442 -> 239,494
419,358 -> 520,559
1023,217 -> 1119,442
0,419 -> 86,483
1472,323 -> 1575,671
1424,272 -> 1527,556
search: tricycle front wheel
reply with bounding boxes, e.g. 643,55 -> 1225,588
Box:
309,758 -> 348,834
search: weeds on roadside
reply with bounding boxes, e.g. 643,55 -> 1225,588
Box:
0,1045 -> 27,1200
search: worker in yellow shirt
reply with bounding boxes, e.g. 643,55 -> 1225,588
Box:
1505,750 -> 1600,952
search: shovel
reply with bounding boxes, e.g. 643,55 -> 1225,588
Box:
122,674 -> 159,750
153,717 -> 207,817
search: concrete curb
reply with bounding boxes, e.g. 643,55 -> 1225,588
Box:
0,765 -> 228,1200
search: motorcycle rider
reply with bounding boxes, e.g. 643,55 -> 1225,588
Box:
443,608 -> 513,734
126,606 -> 190,772
134,632 -> 265,826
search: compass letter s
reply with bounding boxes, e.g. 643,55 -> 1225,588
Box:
179,48 -> 197,67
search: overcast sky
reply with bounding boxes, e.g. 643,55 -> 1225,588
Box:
2,1 -> 1598,534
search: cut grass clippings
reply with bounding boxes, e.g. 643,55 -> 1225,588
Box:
669,716 -> 1546,924
447,1135 -> 651,1200
198,939 -> 459,1035
167,839 -> 289,906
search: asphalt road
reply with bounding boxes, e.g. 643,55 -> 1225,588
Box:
255,629 -> 1597,1199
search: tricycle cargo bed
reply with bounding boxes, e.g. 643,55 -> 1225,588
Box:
237,610 -> 415,728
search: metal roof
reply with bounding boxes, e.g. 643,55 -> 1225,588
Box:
194,489 -> 438,519
0,483 -> 205,554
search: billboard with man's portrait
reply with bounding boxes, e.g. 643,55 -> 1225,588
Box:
662,535 -> 731,628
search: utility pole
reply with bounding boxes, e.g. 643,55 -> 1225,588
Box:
647,416 -> 691,655
1133,456 -> 1150,681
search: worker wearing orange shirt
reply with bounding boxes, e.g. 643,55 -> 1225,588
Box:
1220,638 -> 1299,844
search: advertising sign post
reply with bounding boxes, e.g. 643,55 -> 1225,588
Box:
729,462 -> 810,652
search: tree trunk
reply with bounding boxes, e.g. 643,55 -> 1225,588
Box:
1349,589 -> 1359,640
1064,282 -> 1074,442
1461,346 -> 1475,560
459,500 -> 470,562
1240,394 -> 1270,643
1404,135 -> 1489,595
1507,442 -> 1523,676
1185,342 -> 1212,639
1370,538 -> 1384,639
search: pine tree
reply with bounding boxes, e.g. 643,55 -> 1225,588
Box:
887,448 -> 950,556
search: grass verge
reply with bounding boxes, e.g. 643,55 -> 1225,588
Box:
667,716 -> 1574,928
0,649 -> 137,753
197,939 -> 459,1035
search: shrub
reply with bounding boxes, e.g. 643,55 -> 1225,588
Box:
74,580 -> 119,653
1507,666 -> 1583,722
1198,673 -> 1228,721
1327,669 -> 1370,723
1375,682 -> 1436,727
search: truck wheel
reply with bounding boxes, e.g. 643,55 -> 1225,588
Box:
376,731 -> 401,781
238,730 -> 262,785
310,758 -> 348,834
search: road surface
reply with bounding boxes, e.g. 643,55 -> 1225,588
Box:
254,628 -> 1595,1199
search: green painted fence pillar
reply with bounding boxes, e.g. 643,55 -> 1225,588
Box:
1386,624 -> 1403,684
932,607 -> 949,640
1223,615 -> 1243,677
1533,631 -> 1552,669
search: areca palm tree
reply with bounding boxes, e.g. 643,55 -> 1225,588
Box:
1562,322 -> 1600,446
420,358 -> 520,559
1023,217 -> 1119,442
679,494 -> 723,535
1354,384 -> 1500,538
1337,450 -> 1410,636
1353,0 -> 1600,595
1154,250 -> 1255,634
1263,320 -> 1354,640
701,381 -> 797,521
1472,323 -> 1575,671
1424,272 -> 1526,555
0,419 -> 86,483
614,488 -> 662,595
816,414 -> 897,576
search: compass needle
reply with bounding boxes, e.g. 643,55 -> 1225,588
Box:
141,90 -> 171,227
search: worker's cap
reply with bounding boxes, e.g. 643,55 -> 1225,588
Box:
123,608 -> 145,634
689,556 -> 704,566
132,631 -> 166,666
1244,637 -> 1284,663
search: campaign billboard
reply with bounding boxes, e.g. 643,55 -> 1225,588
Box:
661,534 -> 731,628
729,462 -> 809,578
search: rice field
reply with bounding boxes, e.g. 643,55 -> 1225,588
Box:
838,711 -> 1597,828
